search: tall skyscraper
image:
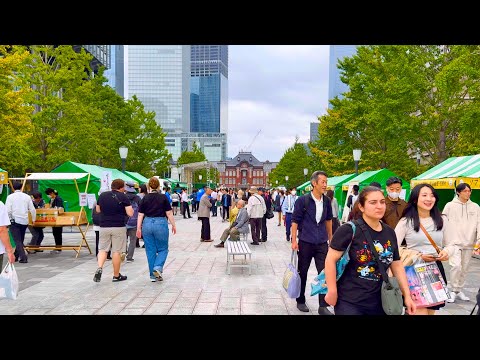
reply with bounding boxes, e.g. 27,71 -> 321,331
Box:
328,45 -> 357,108
125,45 -> 191,134
105,45 -> 125,97
190,45 -> 228,134
310,122 -> 319,142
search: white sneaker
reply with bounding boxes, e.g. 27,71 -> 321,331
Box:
446,291 -> 456,303
456,291 -> 470,301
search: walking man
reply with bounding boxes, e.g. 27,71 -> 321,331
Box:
291,171 -> 333,315
6,182 -> 36,263
443,183 -> 480,303
259,187 -> 271,242
282,188 -> 298,242
382,176 -> 408,230
93,179 -> 133,283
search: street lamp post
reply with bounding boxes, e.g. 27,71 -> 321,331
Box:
119,146 -> 128,172
199,174 -> 202,182
303,168 -> 308,183
353,149 -> 362,175
285,175 -> 289,189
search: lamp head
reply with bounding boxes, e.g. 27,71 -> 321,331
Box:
353,149 -> 362,161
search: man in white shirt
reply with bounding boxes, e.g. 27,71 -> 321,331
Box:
210,189 -> 218,216
5,182 -> 36,263
181,189 -> 192,219
0,201 -> 15,269
282,188 -> 298,242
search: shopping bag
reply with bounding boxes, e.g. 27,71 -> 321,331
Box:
282,250 -> 301,298
311,221 -> 356,296
0,263 -> 19,300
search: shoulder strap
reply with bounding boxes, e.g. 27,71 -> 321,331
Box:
419,223 -> 442,254
356,217 -> 391,286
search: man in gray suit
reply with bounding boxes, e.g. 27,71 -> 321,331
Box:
198,186 -> 213,242
214,200 -> 249,248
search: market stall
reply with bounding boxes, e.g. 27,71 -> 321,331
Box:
411,154 -> 480,211
11,172 -> 92,258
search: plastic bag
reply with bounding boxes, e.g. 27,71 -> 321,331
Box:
282,250 -> 301,298
0,263 -> 19,300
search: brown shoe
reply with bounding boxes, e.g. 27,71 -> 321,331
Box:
203,239 -> 214,242
214,242 -> 224,248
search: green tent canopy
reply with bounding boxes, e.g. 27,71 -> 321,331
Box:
327,173 -> 357,219
164,178 -> 188,191
411,154 -> 480,210
39,161 -> 139,223
124,171 -> 149,184
296,181 -> 312,195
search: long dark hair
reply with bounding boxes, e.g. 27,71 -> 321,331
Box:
402,183 -> 443,232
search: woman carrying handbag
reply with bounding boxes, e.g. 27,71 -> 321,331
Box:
394,183 -> 456,315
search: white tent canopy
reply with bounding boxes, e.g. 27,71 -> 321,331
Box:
11,173 -> 90,181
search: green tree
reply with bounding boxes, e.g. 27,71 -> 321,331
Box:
270,138 -> 312,188
0,45 -> 34,176
311,45 -> 480,180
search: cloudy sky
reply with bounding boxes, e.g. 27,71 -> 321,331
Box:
228,45 -> 330,162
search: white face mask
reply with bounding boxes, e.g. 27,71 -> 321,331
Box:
291,190 -> 296,196
388,192 -> 400,199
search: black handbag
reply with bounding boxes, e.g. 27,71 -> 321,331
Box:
266,208 -> 275,219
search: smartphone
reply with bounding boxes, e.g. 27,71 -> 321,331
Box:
429,253 -> 440,258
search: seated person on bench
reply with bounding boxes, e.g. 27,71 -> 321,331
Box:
214,200 -> 249,248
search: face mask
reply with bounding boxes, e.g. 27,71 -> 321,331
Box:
291,191 -> 296,196
388,192 -> 400,199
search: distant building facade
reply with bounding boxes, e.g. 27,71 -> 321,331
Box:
216,152 -> 278,189
328,45 -> 357,108
310,122 -> 319,142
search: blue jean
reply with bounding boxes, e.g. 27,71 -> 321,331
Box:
142,217 -> 169,278
285,213 -> 293,240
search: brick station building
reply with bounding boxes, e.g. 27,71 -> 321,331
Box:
217,152 -> 278,190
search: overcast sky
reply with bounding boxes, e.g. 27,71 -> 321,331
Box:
228,45 -> 330,162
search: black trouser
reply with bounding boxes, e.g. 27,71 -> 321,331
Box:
10,222 -> 28,261
211,203 -> 217,216
52,226 -> 63,249
29,225 -> 45,245
261,215 -> 268,240
199,217 -> 211,240
182,201 -> 191,218
297,240 -> 329,307
222,205 -> 230,221
249,218 -> 262,244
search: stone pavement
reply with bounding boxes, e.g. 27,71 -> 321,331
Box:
1,214 -> 479,315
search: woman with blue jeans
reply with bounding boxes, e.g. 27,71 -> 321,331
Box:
136,177 -> 177,282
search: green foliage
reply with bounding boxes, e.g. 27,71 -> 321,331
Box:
0,45 -> 171,178
270,138 -> 311,188
177,141 -> 207,165
310,45 -> 480,181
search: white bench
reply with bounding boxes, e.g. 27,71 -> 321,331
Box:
226,240 -> 252,275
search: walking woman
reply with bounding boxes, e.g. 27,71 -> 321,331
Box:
324,186 -> 416,315
394,183 -> 456,315
45,188 -> 64,254
136,177 -> 177,282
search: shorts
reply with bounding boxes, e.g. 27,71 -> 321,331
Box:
99,227 -> 127,253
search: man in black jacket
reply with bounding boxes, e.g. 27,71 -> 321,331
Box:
221,189 -> 232,223
291,170 -> 333,315
259,187 -> 271,242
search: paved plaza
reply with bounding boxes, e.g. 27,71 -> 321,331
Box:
1,214 -> 479,315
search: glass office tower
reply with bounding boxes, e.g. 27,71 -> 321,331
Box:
328,45 -> 357,108
190,45 -> 228,134
125,45 -> 191,133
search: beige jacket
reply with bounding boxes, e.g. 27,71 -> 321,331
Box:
197,194 -> 212,218
247,194 -> 266,219
443,197 -> 480,249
